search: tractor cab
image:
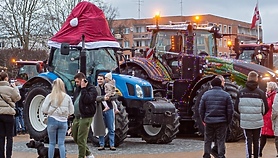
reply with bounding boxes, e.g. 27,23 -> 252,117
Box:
48,46 -> 119,94
146,22 -> 220,79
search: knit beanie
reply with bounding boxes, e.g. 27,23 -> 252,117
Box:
105,72 -> 112,80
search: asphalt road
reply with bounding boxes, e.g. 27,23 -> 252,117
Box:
12,134 -> 278,158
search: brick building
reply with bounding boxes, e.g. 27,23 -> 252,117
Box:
112,14 -> 261,58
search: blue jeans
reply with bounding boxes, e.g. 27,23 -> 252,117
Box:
47,117 -> 68,158
15,108 -> 25,132
203,122 -> 228,158
99,109 -> 115,147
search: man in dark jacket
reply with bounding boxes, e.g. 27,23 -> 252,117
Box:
235,71 -> 268,158
72,72 -> 97,158
199,78 -> 234,158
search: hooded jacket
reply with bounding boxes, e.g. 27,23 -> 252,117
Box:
0,81 -> 21,115
73,83 -> 97,118
235,81 -> 268,129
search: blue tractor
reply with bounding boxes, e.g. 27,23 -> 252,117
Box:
21,1 -> 179,147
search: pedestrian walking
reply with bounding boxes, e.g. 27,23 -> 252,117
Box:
199,77 -> 234,158
0,72 -> 21,158
235,71 -> 268,158
259,81 -> 277,157
72,72 -> 97,158
41,78 -> 74,158
94,74 -> 117,151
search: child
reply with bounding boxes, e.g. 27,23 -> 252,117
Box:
102,72 -> 120,114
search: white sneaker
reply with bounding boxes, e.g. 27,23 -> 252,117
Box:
86,153 -> 95,158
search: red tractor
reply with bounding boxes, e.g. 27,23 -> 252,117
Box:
14,60 -> 45,85
236,43 -> 278,71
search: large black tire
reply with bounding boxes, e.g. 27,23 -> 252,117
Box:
23,84 -> 50,141
88,101 -> 129,147
141,112 -> 180,144
192,80 -> 243,142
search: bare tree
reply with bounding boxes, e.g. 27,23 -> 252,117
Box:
0,0 -> 48,50
45,0 -> 119,35
0,0 -> 118,51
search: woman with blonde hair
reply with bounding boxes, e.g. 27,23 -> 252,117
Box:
260,81 -> 277,156
42,78 -> 74,158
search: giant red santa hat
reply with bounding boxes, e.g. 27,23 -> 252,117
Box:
48,1 -> 120,49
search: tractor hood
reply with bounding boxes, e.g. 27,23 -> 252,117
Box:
233,60 -> 276,77
99,72 -> 153,100
204,56 -> 278,86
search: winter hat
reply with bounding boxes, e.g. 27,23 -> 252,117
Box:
211,78 -> 222,87
105,72 -> 112,80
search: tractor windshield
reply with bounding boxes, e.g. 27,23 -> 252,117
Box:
152,30 -> 215,59
52,48 -> 117,76
51,47 -> 117,87
194,30 -> 214,56
238,50 -> 254,62
17,64 -> 39,81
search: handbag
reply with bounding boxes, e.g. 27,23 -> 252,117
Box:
43,105 -> 59,124
0,94 -> 17,115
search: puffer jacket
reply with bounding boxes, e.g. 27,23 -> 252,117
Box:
199,86 -> 234,124
41,92 -> 74,118
235,81 -> 268,129
0,81 -> 21,115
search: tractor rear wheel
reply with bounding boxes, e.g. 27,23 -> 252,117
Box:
192,80 -> 243,142
23,84 -> 50,141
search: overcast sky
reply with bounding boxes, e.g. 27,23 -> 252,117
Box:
104,0 -> 278,43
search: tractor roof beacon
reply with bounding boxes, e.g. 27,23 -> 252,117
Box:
120,21 -> 278,142
21,1 -> 179,146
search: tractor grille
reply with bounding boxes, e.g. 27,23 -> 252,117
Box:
126,83 -> 135,96
142,86 -> 152,97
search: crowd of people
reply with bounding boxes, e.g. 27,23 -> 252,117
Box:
0,71 -> 119,158
200,71 -> 278,158
3,69 -> 278,158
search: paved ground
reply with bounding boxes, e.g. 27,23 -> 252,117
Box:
11,134 -> 278,158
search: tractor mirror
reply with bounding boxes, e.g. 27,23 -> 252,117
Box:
61,43 -> 70,55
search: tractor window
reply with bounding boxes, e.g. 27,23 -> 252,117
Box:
17,65 -> 39,80
194,30 -> 214,56
86,48 -> 117,83
52,49 -> 79,76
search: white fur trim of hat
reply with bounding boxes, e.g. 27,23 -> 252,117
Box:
105,72 -> 112,80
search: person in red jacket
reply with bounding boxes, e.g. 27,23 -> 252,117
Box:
259,81 -> 277,157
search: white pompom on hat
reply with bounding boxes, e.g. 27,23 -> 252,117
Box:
70,17 -> 78,27
105,72 -> 112,80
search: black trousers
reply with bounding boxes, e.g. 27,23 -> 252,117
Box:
0,114 -> 15,158
203,122 -> 228,158
243,128 -> 261,158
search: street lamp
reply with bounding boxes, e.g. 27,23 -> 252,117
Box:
154,12 -> 160,29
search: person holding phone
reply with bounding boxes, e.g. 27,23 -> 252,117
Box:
0,72 -> 21,158
72,72 -> 97,158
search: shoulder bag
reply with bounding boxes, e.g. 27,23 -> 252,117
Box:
43,104 -> 59,124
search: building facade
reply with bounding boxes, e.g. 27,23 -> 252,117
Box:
112,14 -> 260,58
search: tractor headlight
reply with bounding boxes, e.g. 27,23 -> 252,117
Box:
135,84 -> 143,98
262,74 -> 271,81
